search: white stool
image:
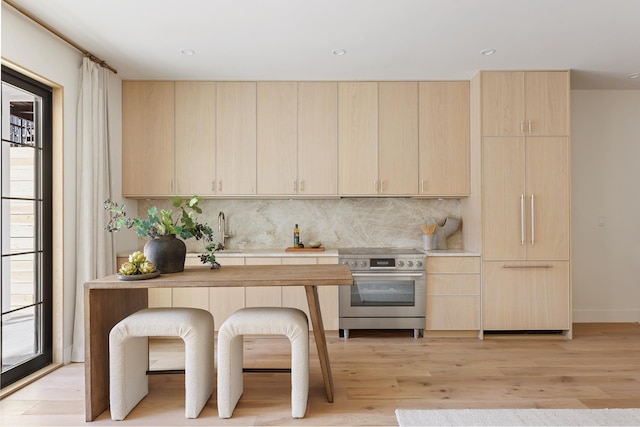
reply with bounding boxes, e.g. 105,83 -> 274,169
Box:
217,307 -> 309,418
109,307 -> 215,420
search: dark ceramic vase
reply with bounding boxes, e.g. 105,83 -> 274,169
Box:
143,234 -> 186,274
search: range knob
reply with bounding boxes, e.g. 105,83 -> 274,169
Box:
359,261 -> 367,268
397,261 -> 404,267
350,261 -> 358,268
407,261 -> 414,267
416,260 -> 423,267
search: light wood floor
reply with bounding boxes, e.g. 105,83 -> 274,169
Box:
1,323 -> 640,426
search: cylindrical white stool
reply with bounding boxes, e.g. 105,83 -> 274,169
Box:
217,307 -> 309,418
109,307 -> 215,420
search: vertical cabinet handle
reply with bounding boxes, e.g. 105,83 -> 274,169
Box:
520,121 -> 525,134
299,180 -> 304,192
212,180 -> 216,192
218,180 -> 222,192
380,180 -> 385,193
374,180 -> 378,194
421,179 -> 425,193
528,120 -> 532,134
520,194 -> 525,245
292,180 -> 297,193
531,194 -> 535,244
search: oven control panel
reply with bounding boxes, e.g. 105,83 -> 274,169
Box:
340,257 -> 425,271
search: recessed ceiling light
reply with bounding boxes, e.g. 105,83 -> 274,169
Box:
180,49 -> 195,56
627,72 -> 640,79
481,48 -> 496,56
332,49 -> 347,56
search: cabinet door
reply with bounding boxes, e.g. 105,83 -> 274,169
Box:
338,82 -> 378,195
482,261 -> 570,331
525,137 -> 570,260
281,257 -> 339,331
281,257 -> 316,321
378,82 -> 419,195
426,274 -> 480,330
209,257 -> 245,329
297,82 -> 338,195
244,257 -> 281,307
175,82 -> 216,196
172,257 -> 209,310
216,82 -> 256,195
122,81 -> 175,196
481,72 -> 524,136
426,256 -> 480,274
525,72 -> 569,136
317,257 -> 339,331
419,81 -> 470,196
257,82 -> 297,195
482,137 -> 526,260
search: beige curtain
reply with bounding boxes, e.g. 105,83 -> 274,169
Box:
71,57 -> 114,362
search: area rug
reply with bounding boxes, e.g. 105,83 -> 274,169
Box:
395,408 -> 640,426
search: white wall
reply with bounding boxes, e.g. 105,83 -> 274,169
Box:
571,90 -> 640,322
2,5 -> 127,362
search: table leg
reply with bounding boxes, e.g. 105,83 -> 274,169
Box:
304,285 -> 334,403
84,287 -> 147,421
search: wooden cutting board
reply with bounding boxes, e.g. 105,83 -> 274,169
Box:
285,247 -> 325,252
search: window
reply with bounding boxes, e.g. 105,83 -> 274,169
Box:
1,66 -> 53,388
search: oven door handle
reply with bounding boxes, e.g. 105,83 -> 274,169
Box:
351,273 -> 425,278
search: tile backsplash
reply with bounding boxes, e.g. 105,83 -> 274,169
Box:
137,198 -> 462,252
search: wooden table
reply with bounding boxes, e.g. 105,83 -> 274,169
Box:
83,263 -> 353,421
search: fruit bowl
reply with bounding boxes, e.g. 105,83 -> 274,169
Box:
117,271 -> 161,281
308,241 -> 322,248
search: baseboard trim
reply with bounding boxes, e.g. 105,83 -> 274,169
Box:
572,309 -> 640,322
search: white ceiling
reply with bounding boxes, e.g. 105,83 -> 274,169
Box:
5,0 -> 640,89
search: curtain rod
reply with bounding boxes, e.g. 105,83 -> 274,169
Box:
3,0 -> 118,74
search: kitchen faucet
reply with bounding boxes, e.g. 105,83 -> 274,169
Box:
218,211 -> 230,249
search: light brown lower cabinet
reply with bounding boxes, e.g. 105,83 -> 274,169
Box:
482,260 -> 570,331
118,254 -> 338,330
425,256 -> 480,332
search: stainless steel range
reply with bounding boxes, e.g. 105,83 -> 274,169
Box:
338,248 -> 426,339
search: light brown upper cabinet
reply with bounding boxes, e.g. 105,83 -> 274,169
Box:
481,71 -> 569,137
174,82 -> 216,196
216,82 -> 257,195
122,81 -> 175,196
256,82 -> 338,196
378,82 -> 419,195
338,82 -> 378,195
338,82 -> 419,196
297,82 -> 338,196
123,79 -> 471,198
256,82 -> 298,195
418,82 -> 470,196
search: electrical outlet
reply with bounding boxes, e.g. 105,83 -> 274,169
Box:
598,216 -> 606,226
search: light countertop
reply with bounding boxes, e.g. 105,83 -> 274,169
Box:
187,248 -> 339,258
120,248 -> 479,259
421,249 -> 480,257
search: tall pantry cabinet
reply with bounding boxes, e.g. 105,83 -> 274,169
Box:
474,71 -> 571,336
122,81 -> 175,196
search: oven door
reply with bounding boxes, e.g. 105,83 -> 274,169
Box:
339,272 -> 426,317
